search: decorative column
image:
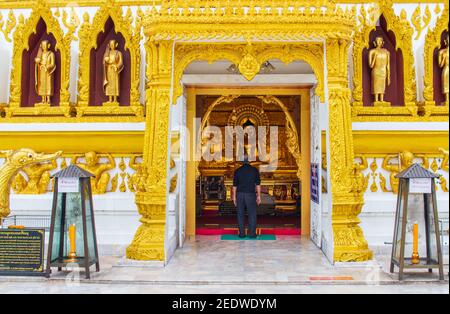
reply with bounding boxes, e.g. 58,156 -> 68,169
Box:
126,40 -> 174,261
326,39 -> 373,262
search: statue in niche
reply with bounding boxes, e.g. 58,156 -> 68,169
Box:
103,39 -> 124,104
382,151 -> 429,194
368,36 -> 391,105
438,36 -> 449,104
35,40 -> 56,105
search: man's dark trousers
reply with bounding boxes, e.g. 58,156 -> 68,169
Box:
236,192 -> 257,237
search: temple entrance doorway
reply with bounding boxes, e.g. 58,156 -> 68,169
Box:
194,92 -> 303,237
179,83 -> 324,245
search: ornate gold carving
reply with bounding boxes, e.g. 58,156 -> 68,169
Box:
353,1 -> 418,119
6,0 -> 78,118
77,0 -> 143,118
411,5 -> 432,40
173,43 -> 325,104
327,38 -> 372,262
72,151 -> 116,194
422,3 -> 449,117
354,156 -> 369,193
238,43 -> 261,81
0,149 -> 61,219
127,40 -> 173,261
12,159 -> 57,194
0,10 -> 17,42
382,151 -> 430,194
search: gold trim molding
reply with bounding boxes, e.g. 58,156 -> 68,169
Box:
0,0 -> 447,10
77,0 -> 144,118
173,43 -> 325,104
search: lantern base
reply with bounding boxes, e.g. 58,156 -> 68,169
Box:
411,253 -> 420,265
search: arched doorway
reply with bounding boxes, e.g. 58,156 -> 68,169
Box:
127,37 -> 371,265
163,48 -> 328,263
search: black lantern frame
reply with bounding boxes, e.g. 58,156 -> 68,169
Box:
46,165 -> 100,279
390,163 -> 444,281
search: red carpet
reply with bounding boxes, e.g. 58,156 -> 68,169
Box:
196,227 -> 301,236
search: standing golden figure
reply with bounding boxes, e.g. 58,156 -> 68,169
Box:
369,37 -> 391,105
438,36 -> 449,104
35,40 -> 56,105
103,39 -> 123,104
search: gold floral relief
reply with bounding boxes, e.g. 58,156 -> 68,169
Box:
173,42 -> 325,104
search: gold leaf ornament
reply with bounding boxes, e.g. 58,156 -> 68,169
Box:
238,44 -> 261,81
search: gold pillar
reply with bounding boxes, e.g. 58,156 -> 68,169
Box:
326,39 -> 373,262
186,87 -> 197,240
126,41 -> 174,261
300,90 -> 311,236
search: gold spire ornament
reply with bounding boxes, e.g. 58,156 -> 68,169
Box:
103,39 -> 124,104
369,36 -> 391,106
438,36 -> 449,104
35,40 -> 56,105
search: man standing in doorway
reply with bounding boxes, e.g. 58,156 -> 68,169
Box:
232,156 -> 262,238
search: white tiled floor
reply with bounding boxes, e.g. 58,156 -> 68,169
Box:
0,236 -> 448,294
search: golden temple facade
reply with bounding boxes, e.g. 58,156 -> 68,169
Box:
0,0 -> 448,265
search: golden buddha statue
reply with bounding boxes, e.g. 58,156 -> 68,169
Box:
13,160 -> 58,194
35,40 -> 56,105
72,151 -> 116,194
438,37 -> 449,104
103,39 -> 124,104
369,36 -> 391,104
382,151 -> 429,194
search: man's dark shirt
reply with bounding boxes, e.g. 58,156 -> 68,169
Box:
233,163 -> 261,193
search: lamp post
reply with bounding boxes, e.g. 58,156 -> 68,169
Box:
390,163 -> 444,281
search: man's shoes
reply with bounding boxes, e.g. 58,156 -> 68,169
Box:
249,235 -> 258,239
238,234 -> 246,239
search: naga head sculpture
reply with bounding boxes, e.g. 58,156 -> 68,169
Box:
1,148 -> 62,168
0,149 -> 62,219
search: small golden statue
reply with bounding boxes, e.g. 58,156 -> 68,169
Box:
438,36 -> 449,104
128,155 -> 143,193
12,159 -> 58,194
73,152 -> 116,194
369,36 -> 391,105
353,156 -> 369,193
103,39 -> 124,104
382,151 -> 429,194
35,40 -> 56,105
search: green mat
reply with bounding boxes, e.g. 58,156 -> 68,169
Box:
220,234 -> 276,241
